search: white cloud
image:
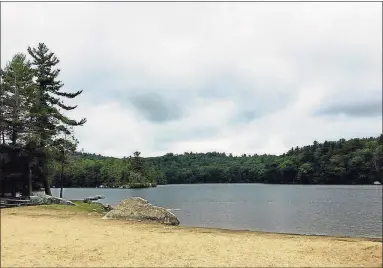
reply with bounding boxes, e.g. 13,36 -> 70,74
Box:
1,2 -> 382,157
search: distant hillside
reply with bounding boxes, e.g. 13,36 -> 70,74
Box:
56,135 -> 382,187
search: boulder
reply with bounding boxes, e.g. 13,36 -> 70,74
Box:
103,204 -> 113,211
83,197 -> 98,202
84,195 -> 105,203
84,201 -> 111,213
29,194 -> 75,206
102,197 -> 180,226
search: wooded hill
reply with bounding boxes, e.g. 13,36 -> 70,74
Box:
55,135 -> 382,187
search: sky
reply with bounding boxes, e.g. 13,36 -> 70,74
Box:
1,2 -> 382,157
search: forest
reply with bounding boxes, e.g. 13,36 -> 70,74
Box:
59,135 -> 382,187
1,44 -> 382,198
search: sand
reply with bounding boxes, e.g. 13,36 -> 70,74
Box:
1,206 -> 382,267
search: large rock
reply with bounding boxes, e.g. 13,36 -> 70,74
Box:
83,195 -> 105,203
29,194 -> 75,206
102,197 -> 180,225
103,204 -> 113,211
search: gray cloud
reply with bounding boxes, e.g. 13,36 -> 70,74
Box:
199,72 -> 298,124
315,98 -> 382,117
129,92 -> 184,123
233,110 -> 258,124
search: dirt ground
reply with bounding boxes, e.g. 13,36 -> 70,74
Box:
1,206 -> 382,267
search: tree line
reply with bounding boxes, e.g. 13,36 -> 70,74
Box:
57,135 -> 382,187
148,136 -> 383,185
51,151 -> 162,188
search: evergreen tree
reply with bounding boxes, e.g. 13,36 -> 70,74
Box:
131,151 -> 144,173
27,43 -> 86,195
0,68 -> 6,145
0,44 -> 86,197
0,54 -> 37,197
0,53 -> 35,146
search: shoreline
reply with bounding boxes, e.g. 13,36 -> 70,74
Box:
176,225 -> 383,242
49,183 -> 383,189
80,203 -> 383,241
2,204 -> 381,241
1,204 -> 381,241
2,206 -> 382,267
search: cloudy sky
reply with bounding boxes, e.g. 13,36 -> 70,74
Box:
1,2 -> 382,157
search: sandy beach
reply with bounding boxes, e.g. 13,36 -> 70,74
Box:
1,206 -> 382,267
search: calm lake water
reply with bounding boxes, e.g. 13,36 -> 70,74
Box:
51,184 -> 382,238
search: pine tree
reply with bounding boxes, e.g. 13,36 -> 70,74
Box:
131,151 -> 144,173
0,68 -> 6,145
0,54 -> 35,146
0,54 -> 37,197
27,43 -> 86,195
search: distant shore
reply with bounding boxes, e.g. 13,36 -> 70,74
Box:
49,182 -> 382,189
1,205 -> 382,267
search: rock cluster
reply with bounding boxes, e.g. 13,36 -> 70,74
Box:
29,194 -> 75,206
103,204 -> 113,211
83,195 -> 105,203
102,197 -> 180,225
89,201 -> 113,212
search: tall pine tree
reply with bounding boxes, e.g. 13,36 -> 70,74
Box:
0,54 -> 37,197
27,43 -> 86,195
0,54 -> 35,145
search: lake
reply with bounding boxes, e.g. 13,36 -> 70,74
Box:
51,184 -> 382,238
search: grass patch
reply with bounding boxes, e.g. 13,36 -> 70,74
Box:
41,201 -> 105,214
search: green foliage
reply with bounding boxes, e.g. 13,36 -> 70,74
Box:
0,43 -> 86,197
27,43 -> 86,144
51,135 -> 383,187
0,53 -> 36,146
297,162 -> 314,184
52,151 -> 161,188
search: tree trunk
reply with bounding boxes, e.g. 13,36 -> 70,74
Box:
28,163 -> 32,197
59,164 -> 64,198
21,172 -> 28,197
42,174 -> 52,196
60,152 -> 65,198
11,130 -> 17,146
1,177 -> 5,197
60,182 -> 63,198
11,179 -> 16,198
